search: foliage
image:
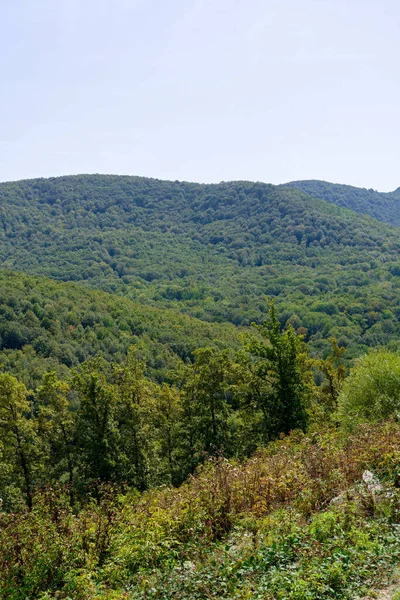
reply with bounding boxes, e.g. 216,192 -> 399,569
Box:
0,374 -> 43,509
313,336 -> 347,413
2,422 -> 400,598
337,350 -> 400,428
1,173 -> 400,597
0,303 -> 319,508
244,301 -> 309,436
285,179 -> 400,226
0,270 -> 239,387
0,175 -> 400,357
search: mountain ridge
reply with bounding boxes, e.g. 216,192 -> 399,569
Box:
284,179 -> 400,226
0,173 -> 400,357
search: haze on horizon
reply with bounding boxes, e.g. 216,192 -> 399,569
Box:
1,0 -> 399,192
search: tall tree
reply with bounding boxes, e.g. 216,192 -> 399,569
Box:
180,348 -> 235,471
72,359 -> 120,483
114,347 -> 157,490
244,301 -> 309,437
36,372 -> 76,495
153,383 -> 183,486
0,374 -> 40,508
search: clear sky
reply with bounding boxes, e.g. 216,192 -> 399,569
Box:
1,0 -> 399,190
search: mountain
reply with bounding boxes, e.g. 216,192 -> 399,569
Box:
1,175 -> 400,599
0,174 -> 400,356
284,179 -> 400,226
0,270 -> 238,387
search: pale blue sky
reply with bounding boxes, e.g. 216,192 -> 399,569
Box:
1,0 -> 399,190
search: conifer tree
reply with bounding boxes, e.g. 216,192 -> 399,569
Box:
244,301 -> 309,437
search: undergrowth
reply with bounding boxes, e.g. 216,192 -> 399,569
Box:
2,421 -> 400,599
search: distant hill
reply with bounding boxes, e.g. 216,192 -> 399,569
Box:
0,174 -> 400,356
0,270 -> 239,387
283,179 -> 400,226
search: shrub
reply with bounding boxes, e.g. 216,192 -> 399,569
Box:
337,350 -> 400,428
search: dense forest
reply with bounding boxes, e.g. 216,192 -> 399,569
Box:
1,175 -> 400,357
0,302 -> 313,508
0,270 -> 239,387
285,179 -> 400,226
2,305 -> 400,598
1,174 -> 400,598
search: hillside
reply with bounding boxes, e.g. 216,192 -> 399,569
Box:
1,175 -> 400,599
3,422 -> 400,599
284,179 -> 400,226
0,175 -> 400,356
0,270 -> 239,387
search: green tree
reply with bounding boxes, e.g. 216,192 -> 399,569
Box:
153,383 -> 183,485
180,348 -> 235,472
0,374 -> 40,508
244,301 -> 309,437
36,372 -> 76,495
114,347 -> 157,490
316,337 -> 346,411
234,358 -> 275,452
72,359 -> 120,482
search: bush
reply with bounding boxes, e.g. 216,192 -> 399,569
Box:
337,350 -> 400,427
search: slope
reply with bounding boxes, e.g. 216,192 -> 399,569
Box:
0,174 -> 400,356
0,270 -> 239,387
2,422 -> 400,599
284,179 -> 400,226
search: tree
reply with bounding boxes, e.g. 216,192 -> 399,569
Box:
72,359 -> 120,482
36,372 -> 76,496
114,347 -> 157,490
316,337 -> 346,410
244,301 -> 309,437
179,348 -> 235,473
0,374 -> 40,508
153,383 -> 183,485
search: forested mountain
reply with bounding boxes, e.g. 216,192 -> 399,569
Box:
1,174 -> 400,356
0,270 -> 239,387
2,174 -> 400,599
285,179 -> 400,226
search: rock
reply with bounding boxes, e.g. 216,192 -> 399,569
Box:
362,470 -> 383,494
330,471 -> 384,507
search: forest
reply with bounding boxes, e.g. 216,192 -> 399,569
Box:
284,179 -> 400,227
1,175 -> 400,359
1,175 -> 400,598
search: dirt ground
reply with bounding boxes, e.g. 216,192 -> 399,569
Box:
365,572 -> 400,600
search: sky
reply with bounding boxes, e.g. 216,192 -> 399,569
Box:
1,0 -> 399,191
